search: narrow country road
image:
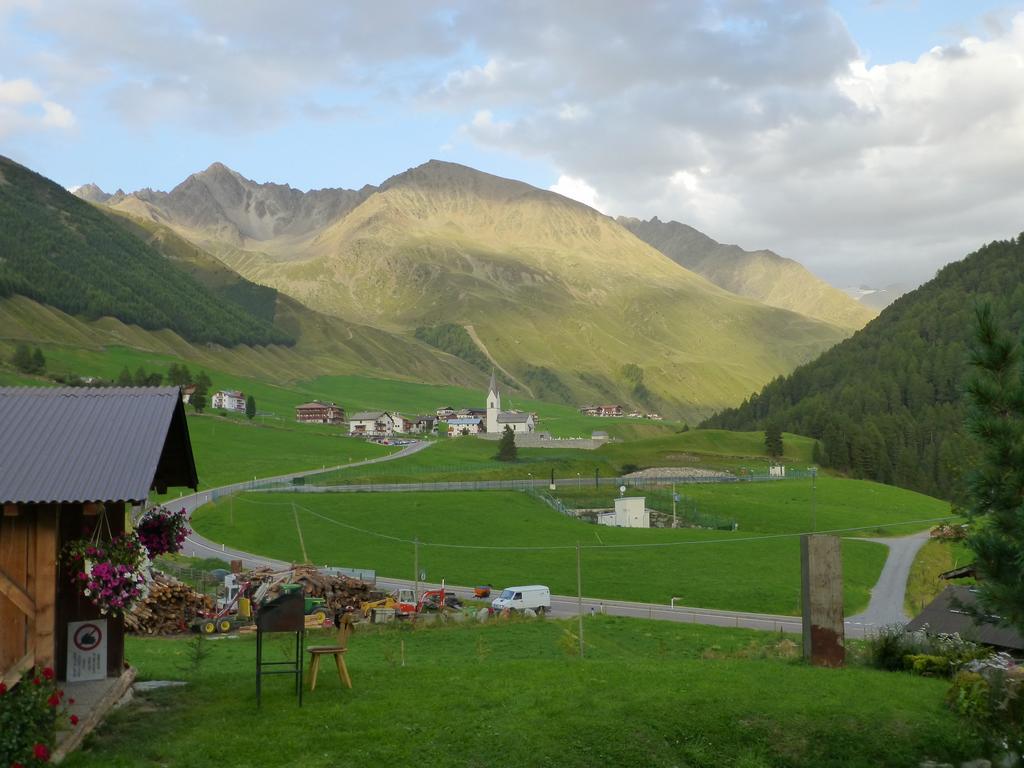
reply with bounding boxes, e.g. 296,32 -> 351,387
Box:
846,531 -> 930,628
176,444 -> 919,639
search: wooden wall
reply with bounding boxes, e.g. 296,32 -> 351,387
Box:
0,504 -> 57,687
1,502 -> 126,684
55,502 -> 125,680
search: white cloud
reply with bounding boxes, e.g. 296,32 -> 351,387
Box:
549,175 -> 603,211
0,76 -> 74,138
445,4 -> 1024,286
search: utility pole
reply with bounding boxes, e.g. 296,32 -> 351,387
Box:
594,468 -> 599,489
576,541 -> 584,658
414,537 -> 420,600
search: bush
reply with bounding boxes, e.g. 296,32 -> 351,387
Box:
0,666 -> 71,766
864,624 -> 986,675
947,654 -> 1024,756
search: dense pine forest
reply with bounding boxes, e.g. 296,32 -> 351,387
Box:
0,156 -> 292,347
704,235 -> 1024,500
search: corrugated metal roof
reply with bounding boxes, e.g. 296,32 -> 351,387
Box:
0,386 -> 198,504
906,585 -> 1024,650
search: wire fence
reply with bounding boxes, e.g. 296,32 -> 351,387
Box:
244,470 -> 811,496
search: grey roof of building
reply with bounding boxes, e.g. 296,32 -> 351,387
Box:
906,585 -> 1024,650
497,412 -> 532,423
0,386 -> 197,504
296,401 -> 340,409
350,411 -> 388,420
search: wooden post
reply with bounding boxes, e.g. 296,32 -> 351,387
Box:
576,542 -> 584,659
801,534 -> 845,667
33,504 -> 57,670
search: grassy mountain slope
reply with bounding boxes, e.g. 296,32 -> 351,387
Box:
0,155 -> 292,347
176,160 -> 848,420
704,234 -> 1024,499
619,216 -> 876,331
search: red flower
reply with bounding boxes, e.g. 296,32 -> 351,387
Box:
13,762 -> 25,768
70,714 -> 79,726
47,692 -> 61,707
33,742 -> 50,760
68,697 -> 75,705
32,676 -> 41,686
0,681 -> 7,694
42,667 -> 55,680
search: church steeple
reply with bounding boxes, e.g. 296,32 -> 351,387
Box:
486,369 -> 501,433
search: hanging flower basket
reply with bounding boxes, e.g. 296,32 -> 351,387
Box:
62,531 -> 147,616
136,506 -> 191,558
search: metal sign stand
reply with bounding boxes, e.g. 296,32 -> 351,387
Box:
255,589 -> 305,707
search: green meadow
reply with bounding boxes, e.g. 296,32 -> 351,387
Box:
62,618 -> 981,768
192,488 -> 893,615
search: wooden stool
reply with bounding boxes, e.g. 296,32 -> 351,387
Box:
308,613 -> 353,691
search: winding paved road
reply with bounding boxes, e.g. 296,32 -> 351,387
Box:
177,446 -> 921,639
846,532 -> 930,628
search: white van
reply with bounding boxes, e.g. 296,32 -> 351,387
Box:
491,585 -> 551,615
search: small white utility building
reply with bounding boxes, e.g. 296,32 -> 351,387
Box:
597,496 -> 650,528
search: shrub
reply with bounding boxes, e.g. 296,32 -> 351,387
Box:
0,666 -> 72,766
864,624 -> 985,676
947,653 -> 1024,756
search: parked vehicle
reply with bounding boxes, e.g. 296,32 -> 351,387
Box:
491,585 -> 551,615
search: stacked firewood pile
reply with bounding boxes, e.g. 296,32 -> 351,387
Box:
251,566 -> 382,615
125,572 -> 213,634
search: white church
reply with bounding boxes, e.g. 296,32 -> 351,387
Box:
486,371 -> 537,434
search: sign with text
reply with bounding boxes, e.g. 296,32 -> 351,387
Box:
67,619 -> 107,682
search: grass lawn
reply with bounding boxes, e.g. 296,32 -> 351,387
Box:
192,490 -> 889,615
904,538 -> 975,615
62,618 -> 981,768
309,429 -> 818,486
553,476 -> 952,537
154,414 -> 394,500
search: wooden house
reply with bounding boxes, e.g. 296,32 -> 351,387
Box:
0,386 -> 197,690
295,401 -> 345,425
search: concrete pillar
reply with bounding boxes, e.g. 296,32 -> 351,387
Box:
801,534 -> 845,667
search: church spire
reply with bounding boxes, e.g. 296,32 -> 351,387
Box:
488,369 -> 498,397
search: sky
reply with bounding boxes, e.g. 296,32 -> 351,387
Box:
2,0 -> 1023,289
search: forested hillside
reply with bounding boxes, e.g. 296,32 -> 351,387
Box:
704,235 -> 1024,499
0,156 -> 292,347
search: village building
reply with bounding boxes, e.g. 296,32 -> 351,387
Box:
436,406 -> 456,420
349,411 -> 395,437
0,386 -> 197,758
295,401 -> 345,425
180,384 -> 196,404
485,371 -> 537,435
447,416 -> 484,436
578,404 -> 624,417
211,389 -> 245,412
412,415 -> 436,434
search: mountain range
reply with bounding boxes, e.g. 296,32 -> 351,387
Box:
619,216 -> 876,330
72,159 -> 869,419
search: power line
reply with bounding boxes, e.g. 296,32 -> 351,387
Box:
290,502 -> 954,552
